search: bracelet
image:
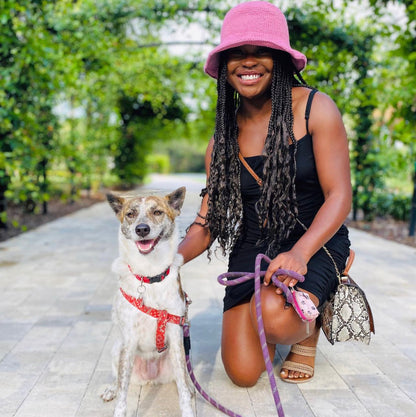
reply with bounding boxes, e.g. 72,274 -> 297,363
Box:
196,211 -> 207,220
185,221 -> 209,233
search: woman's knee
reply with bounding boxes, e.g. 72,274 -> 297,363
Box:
222,353 -> 262,387
250,285 -> 309,345
221,304 -> 267,387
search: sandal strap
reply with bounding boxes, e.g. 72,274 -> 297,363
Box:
290,344 -> 316,357
281,360 -> 314,376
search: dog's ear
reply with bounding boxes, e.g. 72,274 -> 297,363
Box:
107,193 -> 125,216
166,187 -> 186,213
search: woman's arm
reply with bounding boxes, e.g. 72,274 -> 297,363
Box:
265,91 -> 352,286
178,138 -> 214,264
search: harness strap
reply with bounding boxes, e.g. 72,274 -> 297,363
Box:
119,287 -> 185,352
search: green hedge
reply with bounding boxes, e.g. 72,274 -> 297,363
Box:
148,140 -> 206,174
366,192 -> 411,221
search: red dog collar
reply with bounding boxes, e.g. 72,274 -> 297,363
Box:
128,265 -> 170,284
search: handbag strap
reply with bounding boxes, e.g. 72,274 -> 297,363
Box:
296,219 -> 344,284
342,249 -> 355,275
238,152 -> 263,187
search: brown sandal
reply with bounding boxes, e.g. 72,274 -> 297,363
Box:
280,343 -> 316,384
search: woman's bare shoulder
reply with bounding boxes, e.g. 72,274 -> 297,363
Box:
308,91 -> 343,130
292,86 -> 338,110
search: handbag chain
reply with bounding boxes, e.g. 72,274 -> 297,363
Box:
296,219 -> 342,285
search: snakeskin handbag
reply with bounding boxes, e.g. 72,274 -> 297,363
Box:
296,220 -> 375,344
321,249 -> 375,345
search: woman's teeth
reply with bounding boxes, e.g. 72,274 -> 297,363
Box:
240,74 -> 260,80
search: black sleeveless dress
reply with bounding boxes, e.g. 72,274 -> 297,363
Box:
224,90 -> 350,312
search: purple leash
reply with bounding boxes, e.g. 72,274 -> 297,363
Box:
183,323 -> 243,417
218,254 -> 304,417
183,253 -> 304,417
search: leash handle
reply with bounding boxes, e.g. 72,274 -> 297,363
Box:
217,268 -> 304,285
217,261 -> 304,306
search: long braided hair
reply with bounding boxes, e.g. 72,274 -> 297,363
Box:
206,50 -> 308,258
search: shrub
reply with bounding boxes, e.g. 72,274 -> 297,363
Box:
371,192 -> 411,221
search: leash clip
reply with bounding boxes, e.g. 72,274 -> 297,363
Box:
182,292 -> 192,326
180,316 -> 188,326
157,345 -> 168,353
185,293 -> 192,306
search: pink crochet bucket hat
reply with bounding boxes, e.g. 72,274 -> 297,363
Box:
204,1 -> 307,79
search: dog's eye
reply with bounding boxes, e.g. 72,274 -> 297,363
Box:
126,210 -> 136,218
153,209 -> 163,216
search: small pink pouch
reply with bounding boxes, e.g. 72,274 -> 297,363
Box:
290,288 -> 319,322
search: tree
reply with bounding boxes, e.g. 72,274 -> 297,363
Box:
0,0 -> 63,221
286,3 -> 381,220
367,0 -> 416,231
2,0 -> 413,234
0,0 -> 223,226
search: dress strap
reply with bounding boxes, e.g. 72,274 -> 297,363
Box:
305,89 -> 318,135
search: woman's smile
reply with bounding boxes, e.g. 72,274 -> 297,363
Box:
240,73 -> 261,80
238,72 -> 263,83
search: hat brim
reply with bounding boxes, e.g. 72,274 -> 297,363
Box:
204,40 -> 307,79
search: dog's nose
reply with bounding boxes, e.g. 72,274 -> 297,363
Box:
135,223 -> 150,237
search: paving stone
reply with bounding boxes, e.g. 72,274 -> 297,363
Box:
0,373 -> 40,417
343,374 -> 416,417
301,388 -> 372,417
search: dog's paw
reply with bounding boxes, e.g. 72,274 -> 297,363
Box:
100,385 -> 117,402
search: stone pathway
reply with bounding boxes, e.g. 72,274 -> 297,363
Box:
1,173 -> 415,417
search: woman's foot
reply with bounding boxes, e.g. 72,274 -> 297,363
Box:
280,325 -> 319,383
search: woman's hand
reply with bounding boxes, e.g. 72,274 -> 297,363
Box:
263,249 -> 308,294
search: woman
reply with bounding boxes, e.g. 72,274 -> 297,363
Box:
178,1 -> 351,385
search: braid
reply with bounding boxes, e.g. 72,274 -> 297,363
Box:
206,51 -> 308,258
256,53 -> 300,256
206,59 -> 243,255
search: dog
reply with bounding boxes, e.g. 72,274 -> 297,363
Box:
101,186 -> 194,417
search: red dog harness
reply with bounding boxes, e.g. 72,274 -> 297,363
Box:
119,287 -> 186,353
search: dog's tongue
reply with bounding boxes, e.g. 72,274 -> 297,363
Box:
136,239 -> 155,254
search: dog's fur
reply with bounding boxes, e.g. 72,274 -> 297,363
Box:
101,186 -> 194,417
